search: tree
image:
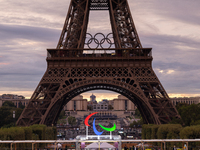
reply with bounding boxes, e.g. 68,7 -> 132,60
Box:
18,102 -> 25,109
130,118 -> 143,128
0,103 -> 24,127
0,106 -> 13,127
176,103 -> 189,110
177,103 -> 200,126
2,101 -> 16,107
168,103 -> 200,126
67,116 -> 76,126
134,108 -> 141,118
57,119 -> 67,125
130,121 -> 138,128
58,110 -> 66,119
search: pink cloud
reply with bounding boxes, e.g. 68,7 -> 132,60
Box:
0,63 -> 10,66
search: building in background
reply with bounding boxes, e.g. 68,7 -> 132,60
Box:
170,97 -> 200,106
64,95 -> 87,111
90,94 -> 97,103
87,94 -> 97,109
64,94 -> 137,119
0,94 -> 29,108
93,103 -> 108,111
1,94 -> 25,99
1,93 -> 200,114
113,95 -> 136,111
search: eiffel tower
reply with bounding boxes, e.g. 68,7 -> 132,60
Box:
17,0 -> 180,126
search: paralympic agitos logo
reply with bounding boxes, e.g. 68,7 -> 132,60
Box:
84,112 -> 116,135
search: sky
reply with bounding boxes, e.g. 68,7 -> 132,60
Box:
0,0 -> 200,101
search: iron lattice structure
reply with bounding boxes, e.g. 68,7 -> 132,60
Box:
17,0 -> 180,126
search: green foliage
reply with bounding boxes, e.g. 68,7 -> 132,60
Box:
142,124 -> 159,139
169,117 -> 183,125
142,124 -> 182,140
30,124 -> 46,140
0,125 -> 56,140
179,125 -> 200,147
175,103 -> 200,126
130,119 -> 143,128
15,108 -> 23,120
52,126 -> 57,139
57,110 -> 67,125
2,101 -> 25,109
151,125 -> 159,139
9,127 -> 25,140
2,101 -> 16,107
0,125 -> 57,149
130,121 -> 138,128
58,110 -> 66,119
23,127 -> 33,148
0,127 -> 26,148
67,116 -> 76,126
157,124 -> 182,139
144,124 -> 152,139
142,124 -> 200,142
46,126 -> 57,140
57,119 -> 67,125
180,125 -> 200,139
18,102 -> 25,109
0,106 -> 13,127
141,103 -> 200,147
176,103 -> 189,109
0,103 -> 24,128
29,124 -> 52,148
135,108 -> 141,118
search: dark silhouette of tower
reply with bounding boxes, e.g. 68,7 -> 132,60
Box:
17,0 -> 180,126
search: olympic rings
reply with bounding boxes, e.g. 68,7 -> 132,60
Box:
85,33 -> 114,49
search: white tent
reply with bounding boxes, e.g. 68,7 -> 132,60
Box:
100,143 -> 115,149
85,142 -> 99,149
85,142 -> 116,149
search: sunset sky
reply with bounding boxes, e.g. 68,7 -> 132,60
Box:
0,0 -> 200,101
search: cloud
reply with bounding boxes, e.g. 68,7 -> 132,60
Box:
129,0 -> 200,26
0,0 -> 200,98
0,0 -> 70,28
0,24 -> 60,44
0,63 -> 9,66
0,23 -> 61,93
151,1 -> 200,26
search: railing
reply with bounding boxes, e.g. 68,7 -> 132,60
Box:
47,48 -> 152,59
0,139 -> 200,150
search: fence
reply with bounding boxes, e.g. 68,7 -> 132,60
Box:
1,139 -> 200,150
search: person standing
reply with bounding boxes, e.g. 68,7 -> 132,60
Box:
184,143 -> 187,150
124,145 -> 128,150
